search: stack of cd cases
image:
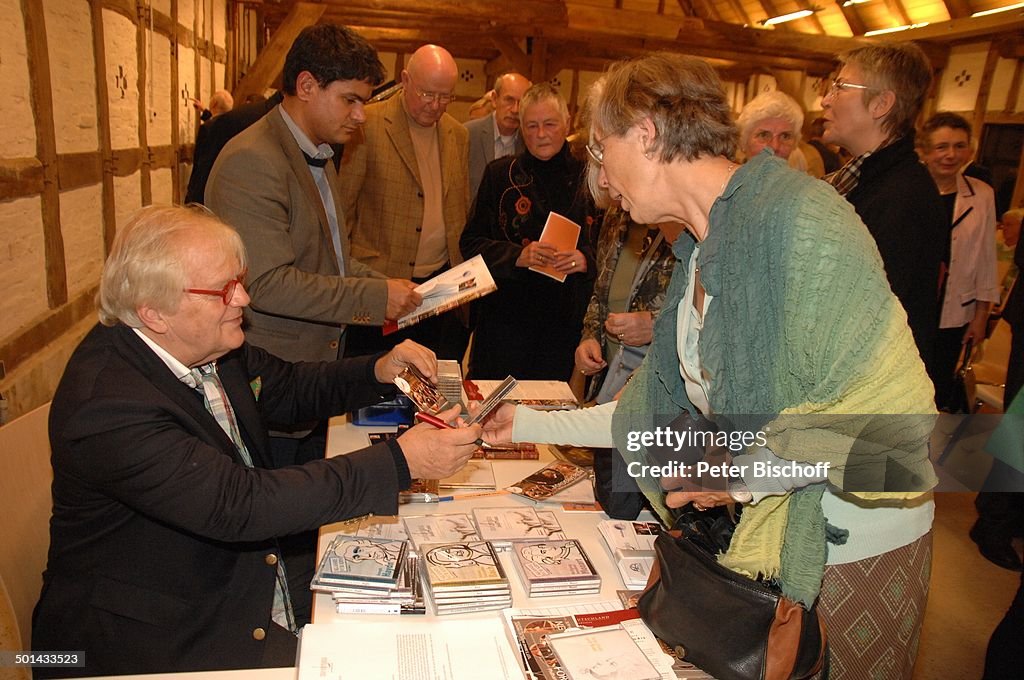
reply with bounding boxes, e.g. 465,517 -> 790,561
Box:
311,535 -> 425,615
418,540 -> 511,614
508,539 -> 601,597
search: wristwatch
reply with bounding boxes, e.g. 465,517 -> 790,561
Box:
727,471 -> 753,503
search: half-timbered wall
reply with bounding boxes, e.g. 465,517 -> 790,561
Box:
0,0 -> 229,422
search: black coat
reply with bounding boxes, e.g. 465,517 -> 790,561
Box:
460,146 -> 599,380
33,324 -> 406,677
844,135 -> 947,377
185,92 -> 283,205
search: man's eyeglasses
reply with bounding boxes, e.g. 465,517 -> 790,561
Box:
824,79 -> 875,99
186,270 -> 247,304
752,130 -> 796,145
410,84 -> 454,106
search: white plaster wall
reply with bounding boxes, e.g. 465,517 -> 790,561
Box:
936,43 -> 988,112
0,197 -> 47,333
800,76 -> 827,115
150,167 -> 174,205
747,73 -> 778,100
178,0 -> 195,32
104,9 -> 139,150
214,62 -> 225,92
59,185 -> 104,299
45,0 -> 98,155
550,69 -> 575,104
178,45 -> 197,143
454,58 -> 486,98
988,58 -> 1017,112
113,173 -> 142,236
0,0 -> 38,158
151,0 -> 171,17
213,0 -> 226,47
147,31 -> 172,147
199,55 -> 213,105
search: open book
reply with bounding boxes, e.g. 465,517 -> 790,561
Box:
383,255 -> 497,335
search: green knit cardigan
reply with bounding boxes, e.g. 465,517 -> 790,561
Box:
612,153 -> 937,606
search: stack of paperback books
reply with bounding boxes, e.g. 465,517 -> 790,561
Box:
597,519 -> 661,589
311,534 -> 425,614
419,540 -> 511,614
508,539 -> 601,597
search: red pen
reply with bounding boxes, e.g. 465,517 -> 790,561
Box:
414,411 -> 490,448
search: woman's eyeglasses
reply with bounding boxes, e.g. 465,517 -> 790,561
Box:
823,79 -> 875,99
586,134 -> 608,165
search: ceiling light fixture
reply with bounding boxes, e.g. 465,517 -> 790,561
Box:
841,0 -> 871,6
864,22 -> 930,35
760,8 -> 816,25
971,1 -> 1024,17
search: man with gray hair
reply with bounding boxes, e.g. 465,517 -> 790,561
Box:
33,205 -> 478,677
821,41 -> 946,391
339,44 -> 471,360
465,72 -> 532,200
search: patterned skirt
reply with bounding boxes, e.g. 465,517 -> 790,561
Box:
812,532 -> 933,679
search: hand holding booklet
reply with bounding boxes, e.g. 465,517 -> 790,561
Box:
529,211 -> 582,283
383,254 -> 497,334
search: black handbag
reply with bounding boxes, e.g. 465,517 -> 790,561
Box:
948,340 -> 977,414
637,505 -> 828,680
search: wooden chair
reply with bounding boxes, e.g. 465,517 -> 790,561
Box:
0,403 -> 53,657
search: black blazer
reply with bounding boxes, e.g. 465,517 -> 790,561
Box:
33,324 -> 407,677
844,135 -> 947,376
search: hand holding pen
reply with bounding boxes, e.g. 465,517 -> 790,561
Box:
414,411 -> 490,448
397,405 -> 479,480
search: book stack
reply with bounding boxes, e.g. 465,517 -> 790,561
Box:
311,535 -> 424,614
597,519 -> 661,589
508,539 -> 601,597
419,540 -> 512,614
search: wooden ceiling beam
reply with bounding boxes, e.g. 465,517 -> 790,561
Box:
301,0 -> 566,25
891,10 -> 1024,42
941,0 -> 972,20
837,4 -> 868,37
540,30 -> 836,73
566,4 -> 704,40
490,36 -> 531,77
994,34 -> 1024,59
234,1 -> 325,102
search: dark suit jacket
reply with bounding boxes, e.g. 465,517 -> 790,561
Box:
185,92 -> 283,205
844,135 -> 946,376
465,114 -> 525,203
206,106 -> 389,364
32,324 -> 408,677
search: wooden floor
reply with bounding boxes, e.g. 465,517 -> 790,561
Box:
912,492 -> 1020,679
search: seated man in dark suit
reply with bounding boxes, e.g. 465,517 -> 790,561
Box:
32,205 -> 479,678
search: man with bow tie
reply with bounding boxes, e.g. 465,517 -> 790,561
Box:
33,205 -> 479,678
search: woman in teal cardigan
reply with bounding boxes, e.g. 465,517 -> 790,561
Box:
482,53 -> 937,679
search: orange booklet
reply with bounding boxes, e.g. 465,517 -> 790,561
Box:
528,211 -> 581,283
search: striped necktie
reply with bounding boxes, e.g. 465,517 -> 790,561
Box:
190,363 -> 296,633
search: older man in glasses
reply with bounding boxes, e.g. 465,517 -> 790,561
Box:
34,205 -> 479,678
821,41 -> 947,393
339,44 -> 471,361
